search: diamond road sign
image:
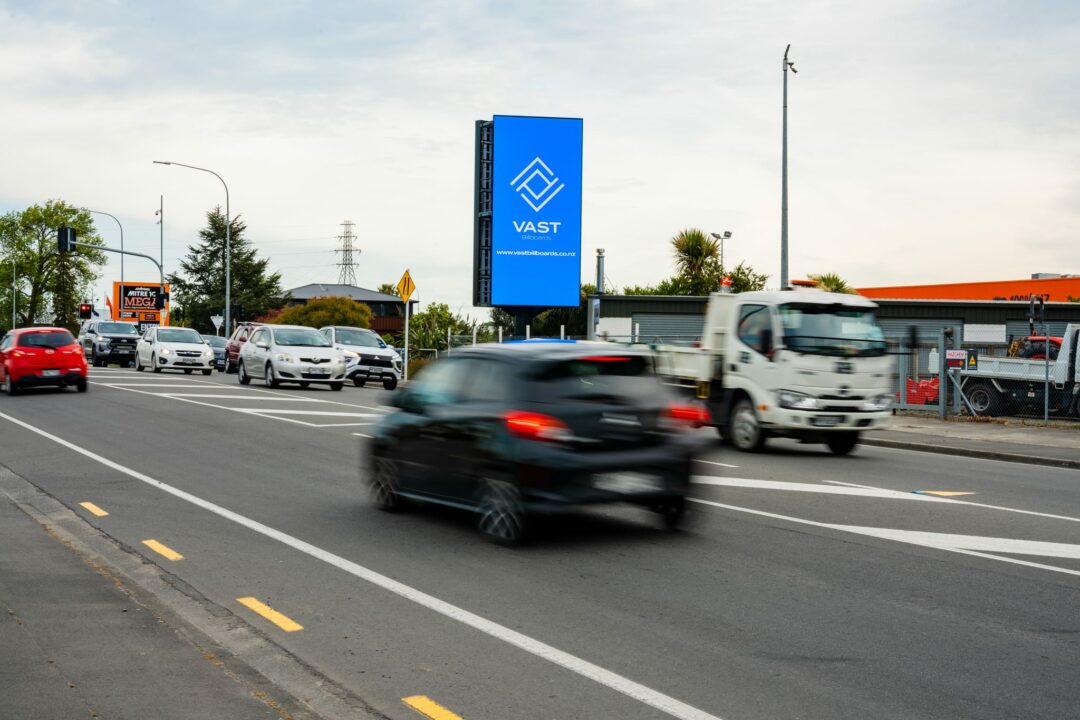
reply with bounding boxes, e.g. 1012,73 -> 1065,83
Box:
397,270 -> 416,304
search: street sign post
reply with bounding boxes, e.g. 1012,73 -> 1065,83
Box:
397,270 -> 415,382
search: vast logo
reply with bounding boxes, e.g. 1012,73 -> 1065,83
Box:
510,156 -> 565,212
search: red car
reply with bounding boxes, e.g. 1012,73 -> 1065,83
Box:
0,327 -> 88,396
225,322 -> 262,374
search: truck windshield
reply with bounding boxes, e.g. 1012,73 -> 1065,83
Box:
779,304 -> 887,357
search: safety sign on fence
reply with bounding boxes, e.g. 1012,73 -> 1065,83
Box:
945,349 -> 968,369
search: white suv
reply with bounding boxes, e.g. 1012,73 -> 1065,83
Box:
136,326 -> 214,374
238,325 -> 347,390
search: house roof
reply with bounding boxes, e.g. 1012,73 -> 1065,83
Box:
286,283 -> 403,303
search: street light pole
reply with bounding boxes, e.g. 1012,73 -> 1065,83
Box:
84,208 -> 125,291
10,255 -> 15,330
153,161 -> 230,333
781,44 -> 797,289
155,195 -> 165,325
710,231 -> 733,275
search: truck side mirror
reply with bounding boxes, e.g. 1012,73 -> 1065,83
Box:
761,328 -> 774,359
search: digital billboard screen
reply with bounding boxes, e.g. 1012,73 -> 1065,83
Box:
491,115 -> 582,307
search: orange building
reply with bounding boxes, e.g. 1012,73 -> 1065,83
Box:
858,276 -> 1080,303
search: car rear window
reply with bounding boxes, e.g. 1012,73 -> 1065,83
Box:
531,355 -> 657,398
18,330 -> 77,348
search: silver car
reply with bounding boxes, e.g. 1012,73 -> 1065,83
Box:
237,325 -> 347,390
320,326 -> 402,390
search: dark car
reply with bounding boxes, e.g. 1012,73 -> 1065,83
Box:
364,341 -> 709,543
77,320 -> 141,367
224,322 -> 262,373
202,334 -> 228,371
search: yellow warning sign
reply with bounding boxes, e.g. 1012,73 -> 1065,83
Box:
396,270 -> 416,304
966,352 -> 978,370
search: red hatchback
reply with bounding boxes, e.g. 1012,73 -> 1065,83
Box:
0,327 -> 88,396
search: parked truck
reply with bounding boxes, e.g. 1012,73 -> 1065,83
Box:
652,289 -> 895,454
961,325 -> 1080,418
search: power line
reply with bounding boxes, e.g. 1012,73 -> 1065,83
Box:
335,220 -> 359,286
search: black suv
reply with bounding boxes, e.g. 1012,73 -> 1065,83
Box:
78,320 -> 141,367
365,342 -> 709,543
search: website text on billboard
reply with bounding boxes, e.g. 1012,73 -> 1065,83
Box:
491,115 -> 582,307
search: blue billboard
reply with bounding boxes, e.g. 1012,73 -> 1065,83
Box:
491,115 -> 583,307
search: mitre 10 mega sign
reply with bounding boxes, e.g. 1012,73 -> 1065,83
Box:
112,282 -> 170,330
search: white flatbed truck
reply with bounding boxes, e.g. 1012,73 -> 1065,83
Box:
652,289 -> 895,454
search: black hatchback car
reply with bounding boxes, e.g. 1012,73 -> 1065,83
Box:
364,341 -> 709,543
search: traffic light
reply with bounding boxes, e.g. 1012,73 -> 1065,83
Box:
155,292 -> 170,310
57,227 -> 76,253
78,303 -> 93,320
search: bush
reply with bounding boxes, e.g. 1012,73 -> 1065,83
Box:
407,356 -> 433,379
274,297 -> 372,329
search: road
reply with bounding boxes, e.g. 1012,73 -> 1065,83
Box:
1,366 -> 1078,720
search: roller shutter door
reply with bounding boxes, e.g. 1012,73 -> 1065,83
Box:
630,313 -> 705,342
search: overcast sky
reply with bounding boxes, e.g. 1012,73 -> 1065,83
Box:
2,0 -> 1078,315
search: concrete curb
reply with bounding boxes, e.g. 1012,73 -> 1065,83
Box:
862,437 -> 1080,471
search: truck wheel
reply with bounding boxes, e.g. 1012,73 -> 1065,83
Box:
826,431 -> 859,456
730,398 -> 766,452
965,382 -> 1000,417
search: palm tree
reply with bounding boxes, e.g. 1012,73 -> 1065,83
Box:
670,228 -> 720,279
807,273 -> 855,294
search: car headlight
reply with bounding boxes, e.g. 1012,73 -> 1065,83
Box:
275,353 -> 294,363
203,349 -> 214,358
778,389 -> 819,410
97,340 -> 111,349
159,347 -> 172,356
861,394 -> 893,412
342,350 -> 359,359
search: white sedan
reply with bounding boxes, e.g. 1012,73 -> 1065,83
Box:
136,327 -> 215,374
237,324 -> 347,390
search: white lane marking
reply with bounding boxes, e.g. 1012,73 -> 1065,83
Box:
688,497 -> 1080,578
825,480 -> 1080,524
0,411 -> 723,720
352,433 -> 374,438
97,383 -> 205,388
162,394 -> 322,402
692,476 -> 951,502
693,459 -> 739,469
243,410 -> 379,417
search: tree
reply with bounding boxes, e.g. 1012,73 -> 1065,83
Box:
167,207 -> 287,333
533,284 -> 597,337
671,228 -> 719,279
274,296 -> 372,328
377,283 -> 400,297
408,303 -> 481,355
0,200 -> 106,332
807,273 -> 855,294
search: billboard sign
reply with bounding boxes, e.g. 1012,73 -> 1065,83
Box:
113,282 -> 170,328
491,115 -> 582,307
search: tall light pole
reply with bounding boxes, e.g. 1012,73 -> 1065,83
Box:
710,231 -> 733,274
781,44 -> 797,289
154,195 -> 165,325
9,255 -> 15,330
84,208 -> 125,290
153,161 -> 230,333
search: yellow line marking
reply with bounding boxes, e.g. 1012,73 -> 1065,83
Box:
142,539 -> 184,561
236,597 -> 303,632
914,491 -> 976,497
402,696 -> 464,720
79,502 -> 109,517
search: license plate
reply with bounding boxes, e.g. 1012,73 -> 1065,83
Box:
42,369 -> 60,377
593,472 -> 662,494
811,415 -> 844,427
308,368 -> 330,376
117,349 -> 132,354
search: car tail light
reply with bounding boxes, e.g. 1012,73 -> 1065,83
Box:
577,355 -> 631,362
504,411 -> 574,442
662,403 -> 711,429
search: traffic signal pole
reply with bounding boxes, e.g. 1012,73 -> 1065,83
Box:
64,238 -> 166,312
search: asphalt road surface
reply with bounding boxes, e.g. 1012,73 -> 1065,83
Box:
1,366 -> 1078,720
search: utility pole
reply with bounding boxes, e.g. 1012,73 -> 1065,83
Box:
781,44 -> 797,289
155,195 -> 165,325
335,220 -> 359,286
10,255 -> 15,330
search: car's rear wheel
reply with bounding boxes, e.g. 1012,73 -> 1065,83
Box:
654,496 -> 687,530
265,363 -> 280,388
477,478 -> 526,545
76,379 -> 88,393
825,431 -> 860,456
383,377 -> 398,391
4,373 -> 18,396
238,361 -> 251,385
152,355 -> 162,373
370,456 -> 404,512
353,377 -> 367,388
730,398 -> 766,452
330,382 -> 344,391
